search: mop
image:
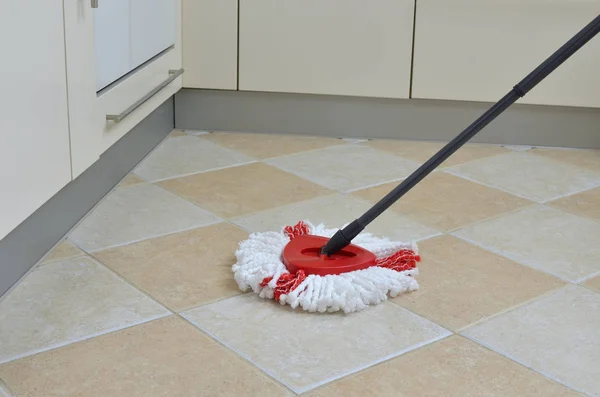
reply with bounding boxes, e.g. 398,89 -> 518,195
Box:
233,15 -> 600,313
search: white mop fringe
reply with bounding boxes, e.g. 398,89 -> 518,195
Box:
232,221 -> 420,314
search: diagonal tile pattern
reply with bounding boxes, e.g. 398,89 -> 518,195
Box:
364,139 -> 511,168
547,186 -> 600,222
181,295 -> 450,393
158,162 -> 333,218
353,171 -> 533,231
40,240 -> 85,264
2,131 -> 599,396
447,151 -> 600,202
0,317 -> 291,397
69,183 -> 220,252
454,205 -> 600,282
0,257 -> 169,364
305,336 -> 581,397
463,285 -> 600,396
93,223 -> 248,312
233,193 -> 439,242
393,235 -> 565,331
201,131 -> 343,159
266,144 -> 420,192
134,135 -> 254,182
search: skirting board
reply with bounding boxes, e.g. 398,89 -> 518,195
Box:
175,89 -> 600,149
0,98 -> 174,298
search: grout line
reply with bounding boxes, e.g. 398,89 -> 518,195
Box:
456,285 -> 571,334
0,308 -> 172,366
450,233 -> 577,284
142,160 -> 259,184
576,269 -> 600,284
0,379 -> 14,397
297,333 -> 453,394
442,202 -> 539,235
176,312 -> 298,394
81,219 -> 223,254
442,168 -> 539,202
461,332 -> 590,396
541,181 -> 600,204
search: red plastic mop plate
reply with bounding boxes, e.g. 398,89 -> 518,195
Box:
282,234 -> 377,276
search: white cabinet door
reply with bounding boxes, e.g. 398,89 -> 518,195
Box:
183,0 -> 238,89
412,0 -> 600,107
94,0 -> 131,91
0,0 -> 72,239
239,0 -> 415,98
130,0 -> 177,69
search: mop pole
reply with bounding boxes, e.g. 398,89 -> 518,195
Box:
322,14 -> 600,256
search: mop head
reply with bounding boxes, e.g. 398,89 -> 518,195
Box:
232,221 -> 420,313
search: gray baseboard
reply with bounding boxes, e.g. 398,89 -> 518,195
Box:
175,89 -> 600,149
0,98 -> 174,297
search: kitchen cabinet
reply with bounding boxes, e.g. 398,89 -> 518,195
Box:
65,0 -> 183,177
95,0 -> 177,91
412,0 -> 600,107
0,0 -> 72,240
182,0 -> 238,89
239,0 -> 415,98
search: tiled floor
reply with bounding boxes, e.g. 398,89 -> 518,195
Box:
1,130 -> 599,396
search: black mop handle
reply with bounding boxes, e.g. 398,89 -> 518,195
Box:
322,13 -> 600,256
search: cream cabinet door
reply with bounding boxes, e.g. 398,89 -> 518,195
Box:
182,0 -> 238,89
64,0 -> 183,178
0,0 -> 72,239
239,0 -> 415,98
412,0 -> 600,107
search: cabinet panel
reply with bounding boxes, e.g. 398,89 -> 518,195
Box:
182,0 -> 238,89
239,0 -> 415,98
130,0 -> 177,69
94,0 -> 131,91
0,0 -> 72,239
412,0 -> 600,107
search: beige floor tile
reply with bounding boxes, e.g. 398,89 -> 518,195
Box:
0,257 -> 169,364
463,285 -> 600,396
548,186 -> 600,222
168,129 -> 188,138
133,135 -> 254,182
0,384 -> 10,397
531,147 -> 600,173
0,317 -> 291,397
69,184 -> 220,252
454,205 -> 600,282
201,132 -> 343,159
353,172 -> 533,231
365,139 -> 510,168
233,194 -> 439,242
305,336 -> 581,397
583,275 -> 600,292
40,240 -> 85,264
447,151 -> 600,202
158,162 -> 333,218
117,173 -> 145,188
393,235 -> 564,331
94,223 -> 248,312
266,144 -> 420,192
182,295 -> 450,393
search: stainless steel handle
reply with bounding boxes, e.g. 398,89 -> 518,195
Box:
91,0 -> 98,8
106,68 -> 184,123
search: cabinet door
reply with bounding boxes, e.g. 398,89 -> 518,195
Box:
94,0 -> 131,91
130,0 -> 177,69
412,0 -> 600,107
182,0 -> 238,89
239,0 -> 415,98
0,0 -> 72,239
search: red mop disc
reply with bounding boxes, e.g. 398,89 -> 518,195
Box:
282,234 -> 377,276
